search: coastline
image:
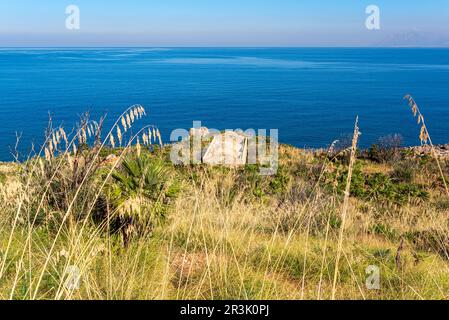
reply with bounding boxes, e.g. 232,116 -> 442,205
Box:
1,142 -> 449,165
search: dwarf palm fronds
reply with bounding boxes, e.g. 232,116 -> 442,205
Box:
110,154 -> 179,246
35,106 -> 149,219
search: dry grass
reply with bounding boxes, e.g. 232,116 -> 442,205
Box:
332,116 -> 359,299
404,94 -> 449,196
0,101 -> 449,300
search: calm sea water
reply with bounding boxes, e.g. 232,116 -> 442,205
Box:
0,48 -> 448,161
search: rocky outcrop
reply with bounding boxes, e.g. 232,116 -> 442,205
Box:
409,144 -> 449,159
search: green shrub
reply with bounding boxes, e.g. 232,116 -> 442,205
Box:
392,160 -> 417,183
329,162 -> 428,206
269,166 -> 290,194
367,134 -> 403,163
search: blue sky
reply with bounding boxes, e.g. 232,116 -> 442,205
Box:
1,0 -> 448,46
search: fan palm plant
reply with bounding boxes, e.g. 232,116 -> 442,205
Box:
110,153 -> 178,246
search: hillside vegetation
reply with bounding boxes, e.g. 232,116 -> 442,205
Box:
1,103 -> 449,300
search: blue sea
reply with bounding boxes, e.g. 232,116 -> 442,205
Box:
0,48 -> 448,161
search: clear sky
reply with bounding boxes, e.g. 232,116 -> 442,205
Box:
1,0 -> 448,46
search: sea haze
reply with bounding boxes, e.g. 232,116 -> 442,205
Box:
0,47 -> 448,161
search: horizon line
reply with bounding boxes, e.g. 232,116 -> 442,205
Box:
2,46 -> 449,49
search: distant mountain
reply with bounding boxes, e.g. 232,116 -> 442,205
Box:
376,30 -> 449,47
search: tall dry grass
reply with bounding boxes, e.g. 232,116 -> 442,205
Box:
0,99 -> 449,300
332,116 -> 359,299
404,95 -> 449,197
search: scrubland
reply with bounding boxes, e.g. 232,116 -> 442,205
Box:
1,101 -> 448,300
